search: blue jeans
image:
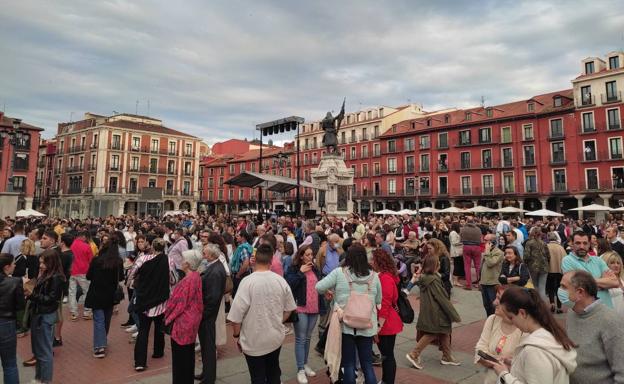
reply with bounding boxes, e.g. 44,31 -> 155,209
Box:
0,318 -> 19,384
341,333 -> 376,384
481,284 -> 498,317
294,313 -> 318,370
93,307 -> 113,350
32,312 -> 57,383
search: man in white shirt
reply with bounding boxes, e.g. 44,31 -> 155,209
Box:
227,243 -> 296,384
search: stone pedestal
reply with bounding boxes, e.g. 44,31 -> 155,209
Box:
311,154 -> 354,217
0,193 -> 19,219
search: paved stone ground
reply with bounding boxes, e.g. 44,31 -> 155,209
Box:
5,287 -> 559,384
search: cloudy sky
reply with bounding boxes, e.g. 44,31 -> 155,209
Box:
1,0 -> 623,144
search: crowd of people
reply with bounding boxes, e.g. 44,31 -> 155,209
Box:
0,211 -> 624,384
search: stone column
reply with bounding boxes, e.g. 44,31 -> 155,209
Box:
574,194 -> 586,220
496,200 -> 503,209
540,198 -> 548,210
24,197 -> 33,210
472,200 -> 478,208
598,194 -> 613,223
400,201 -> 404,210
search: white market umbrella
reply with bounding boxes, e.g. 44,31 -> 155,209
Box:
373,209 -> 398,215
397,209 -> 417,215
569,203 -> 613,212
439,206 -> 466,214
418,207 -> 438,213
466,205 -> 496,213
525,209 -> 564,217
15,208 -> 46,218
612,206 -> 624,212
163,210 -> 184,216
496,206 -> 528,214
239,209 -> 259,215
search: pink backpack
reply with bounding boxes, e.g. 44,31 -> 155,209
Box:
341,268 -> 375,330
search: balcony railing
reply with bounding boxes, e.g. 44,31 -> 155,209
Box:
552,183 -> 567,193
580,93 -> 595,106
109,165 -> 120,171
68,145 -> 85,154
164,189 -> 178,196
548,131 -> 565,140
502,159 -> 513,168
601,91 -> 622,104
108,187 -> 119,193
109,143 -> 123,150
67,166 -> 84,173
608,121 -> 622,130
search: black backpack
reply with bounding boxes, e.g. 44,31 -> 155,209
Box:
395,284 -> 415,324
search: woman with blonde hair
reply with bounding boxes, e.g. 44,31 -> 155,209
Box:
602,250 -> 624,315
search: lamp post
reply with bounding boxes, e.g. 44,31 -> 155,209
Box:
0,119 -> 25,193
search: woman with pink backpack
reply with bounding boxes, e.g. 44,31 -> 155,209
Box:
316,243 -> 382,384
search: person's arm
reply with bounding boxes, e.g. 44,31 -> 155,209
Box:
237,252 -> 251,278
493,346 -> 554,384
377,275 -> 392,324
597,269 -> 620,289
602,320 -> 624,383
474,315 -> 494,364
165,283 -> 186,325
516,263 -> 530,286
315,268 -> 338,294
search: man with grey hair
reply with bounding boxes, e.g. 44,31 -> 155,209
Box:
195,244 -> 226,384
561,270 -> 624,384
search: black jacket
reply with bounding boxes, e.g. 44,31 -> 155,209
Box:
284,264 -> 327,315
85,256 -> 124,309
0,274 -> 25,319
200,261 -> 226,318
134,253 -> 171,313
499,261 -> 530,287
31,274 -> 64,315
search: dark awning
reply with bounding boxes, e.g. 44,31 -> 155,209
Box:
224,171 -> 319,193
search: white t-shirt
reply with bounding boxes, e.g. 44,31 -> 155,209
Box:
226,271 -> 296,356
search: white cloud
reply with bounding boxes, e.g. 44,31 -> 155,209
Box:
0,0 -> 622,141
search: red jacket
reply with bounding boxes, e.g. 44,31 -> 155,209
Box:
378,272 -> 403,336
70,238 -> 94,276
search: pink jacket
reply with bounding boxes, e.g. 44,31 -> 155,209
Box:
165,271 -> 203,345
70,238 -> 93,276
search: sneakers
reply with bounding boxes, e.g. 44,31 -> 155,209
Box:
303,365 -> 316,377
120,320 -> 134,327
406,352 -> 423,369
131,331 -> 138,339
82,313 -> 93,320
296,370 -> 308,384
23,357 -> 37,367
440,357 -> 461,366
372,352 -> 382,366
53,338 -> 63,347
93,348 -> 106,358
70,313 -> 79,322
134,366 -> 145,372
284,326 -> 293,336
62,297 -> 68,304
125,325 -> 138,333
402,288 -> 410,296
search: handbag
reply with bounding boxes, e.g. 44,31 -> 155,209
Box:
520,264 -> 535,289
164,321 -> 173,335
224,275 -> 234,294
394,284 -> 415,324
341,268 -> 375,330
113,264 -> 125,305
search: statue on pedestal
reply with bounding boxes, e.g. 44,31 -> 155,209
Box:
321,98 -> 345,153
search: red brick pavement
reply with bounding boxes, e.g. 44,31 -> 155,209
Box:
283,367 -> 453,384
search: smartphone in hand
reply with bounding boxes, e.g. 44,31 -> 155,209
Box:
477,350 -> 499,363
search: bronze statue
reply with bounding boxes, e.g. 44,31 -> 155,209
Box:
321,98 -> 345,153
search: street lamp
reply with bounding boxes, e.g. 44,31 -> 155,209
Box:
0,118 -> 26,192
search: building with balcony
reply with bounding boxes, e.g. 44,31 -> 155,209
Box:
0,112 -> 43,214
50,113 -> 202,218
33,139 -> 57,212
199,51 -> 624,217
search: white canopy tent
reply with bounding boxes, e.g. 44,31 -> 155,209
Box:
373,209 -> 398,215
496,206 -> 528,214
612,206 -> 624,212
418,207 -> 438,213
439,206 -> 466,214
569,203 -> 613,212
15,208 -> 46,218
238,209 -> 259,215
465,205 -> 496,213
397,209 -> 418,215
525,209 -> 564,217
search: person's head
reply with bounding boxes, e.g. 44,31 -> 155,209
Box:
559,270 -> 598,313
283,241 -> 294,257
590,234 -> 598,247
254,243 -> 274,265
603,252 -> 623,278
260,233 -> 277,251
596,238 -> 612,256
529,226 -> 542,239
237,230 -> 251,244
207,233 -> 228,257
421,254 -> 440,274
408,231 -> 417,240
0,253 -> 15,276
364,233 -> 376,248
505,230 -> 517,243
199,230 -> 210,245
152,238 -> 166,254
40,230 -> 58,249
547,231 -> 559,242
572,231 -> 590,258
605,225 -> 619,241
372,248 -> 397,275
181,249 -> 203,272
201,243 -> 222,262
135,234 -> 149,252
343,243 -> 371,277
484,233 -> 496,243
500,286 -> 575,350
39,248 -> 65,281
305,220 -> 316,234
426,238 -> 449,259
327,233 -> 340,250
503,246 -> 522,264
493,285 -> 513,323
256,225 -> 267,238
60,233 -> 74,250
293,245 -> 314,267
374,231 -> 386,246
13,221 -> 25,234
20,238 -> 36,256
